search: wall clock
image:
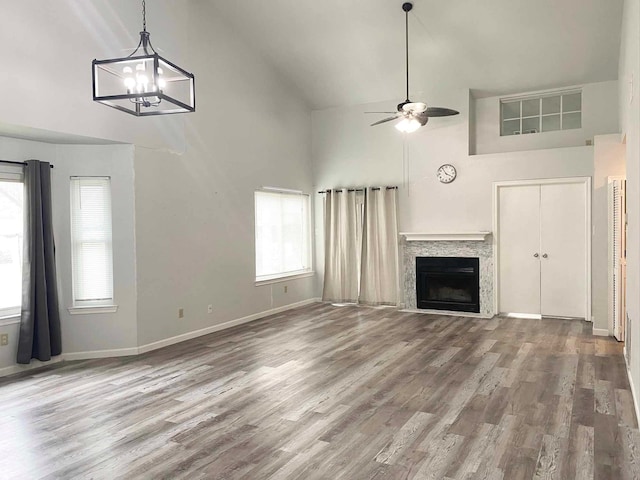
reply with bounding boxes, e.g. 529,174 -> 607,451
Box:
437,164 -> 457,184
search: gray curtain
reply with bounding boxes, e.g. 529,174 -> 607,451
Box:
359,187 -> 399,306
322,189 -> 363,303
17,160 -> 61,364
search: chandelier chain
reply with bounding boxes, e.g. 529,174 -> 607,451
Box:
142,0 -> 147,31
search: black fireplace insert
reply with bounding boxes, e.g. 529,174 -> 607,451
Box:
416,257 -> 480,313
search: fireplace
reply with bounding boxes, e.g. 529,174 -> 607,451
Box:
416,257 -> 480,313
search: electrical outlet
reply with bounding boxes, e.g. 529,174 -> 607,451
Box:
178,308 -> 184,319
284,285 -> 288,293
207,304 -> 213,314
0,334 -> 8,346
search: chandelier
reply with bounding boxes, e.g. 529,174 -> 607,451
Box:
92,0 -> 195,116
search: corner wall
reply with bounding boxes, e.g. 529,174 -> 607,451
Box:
619,0 -> 640,413
0,138 -> 138,373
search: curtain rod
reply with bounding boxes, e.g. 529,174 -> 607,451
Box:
0,159 -> 54,168
317,186 -> 398,194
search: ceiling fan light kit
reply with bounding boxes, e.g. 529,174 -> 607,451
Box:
395,117 -> 421,133
369,2 -> 459,133
92,0 -> 195,116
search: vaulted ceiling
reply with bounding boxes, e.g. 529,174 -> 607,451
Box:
211,0 -> 624,110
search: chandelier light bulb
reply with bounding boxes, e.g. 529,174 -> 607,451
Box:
124,77 -> 136,90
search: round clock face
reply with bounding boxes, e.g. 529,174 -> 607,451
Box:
437,164 -> 457,183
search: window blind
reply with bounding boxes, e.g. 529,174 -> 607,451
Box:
0,176 -> 24,316
70,177 -> 114,305
255,190 -> 311,281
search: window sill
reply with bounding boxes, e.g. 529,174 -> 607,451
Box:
0,314 -> 20,327
68,305 -> 119,315
255,271 -> 314,286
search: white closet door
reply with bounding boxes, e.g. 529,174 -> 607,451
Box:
499,185 -> 541,315
540,183 -> 587,318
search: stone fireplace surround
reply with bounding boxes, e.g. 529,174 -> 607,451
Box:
401,233 -> 494,317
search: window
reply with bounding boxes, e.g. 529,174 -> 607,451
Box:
70,177 -> 114,306
255,189 -> 312,282
0,173 -> 23,317
501,90 -> 582,136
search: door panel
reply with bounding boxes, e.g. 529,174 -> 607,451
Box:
540,183 -> 586,318
499,185 -> 541,315
612,178 -> 626,341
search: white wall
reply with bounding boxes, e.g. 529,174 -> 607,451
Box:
619,0 -> 640,405
53,144 -> 138,354
312,91 -> 596,305
313,94 -> 594,231
133,0 -> 315,346
0,138 -> 137,372
592,134 -> 626,332
473,81 -> 619,155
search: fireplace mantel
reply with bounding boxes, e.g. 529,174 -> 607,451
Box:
400,232 -> 492,242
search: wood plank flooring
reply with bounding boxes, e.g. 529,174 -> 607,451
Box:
1,303 -> 639,479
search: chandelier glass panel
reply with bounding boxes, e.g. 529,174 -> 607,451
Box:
92,0 -> 195,116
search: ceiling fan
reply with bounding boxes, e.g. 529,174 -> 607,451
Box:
368,2 -> 459,133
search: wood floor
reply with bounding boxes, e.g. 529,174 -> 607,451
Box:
1,303 -> 639,479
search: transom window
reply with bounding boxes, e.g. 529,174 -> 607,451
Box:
501,90 -> 581,136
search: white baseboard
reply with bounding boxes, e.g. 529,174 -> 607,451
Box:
592,328 -> 610,337
625,349 -> 640,427
138,298 -> 320,354
64,347 -> 140,361
0,356 -> 66,378
504,312 -> 542,320
0,298 -> 321,378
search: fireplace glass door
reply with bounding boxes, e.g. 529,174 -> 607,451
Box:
416,257 -> 480,313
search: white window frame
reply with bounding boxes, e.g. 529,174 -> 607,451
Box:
69,176 -> 115,310
500,88 -> 582,136
254,188 -> 313,284
0,170 -> 24,319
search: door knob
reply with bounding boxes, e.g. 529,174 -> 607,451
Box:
542,253 -> 548,258
533,253 -> 539,258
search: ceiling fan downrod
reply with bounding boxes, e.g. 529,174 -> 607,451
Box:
366,1 -> 459,131
403,2 -> 413,104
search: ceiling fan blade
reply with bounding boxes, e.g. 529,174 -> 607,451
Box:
425,107 -> 460,117
364,111 -> 398,114
370,115 -> 400,126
